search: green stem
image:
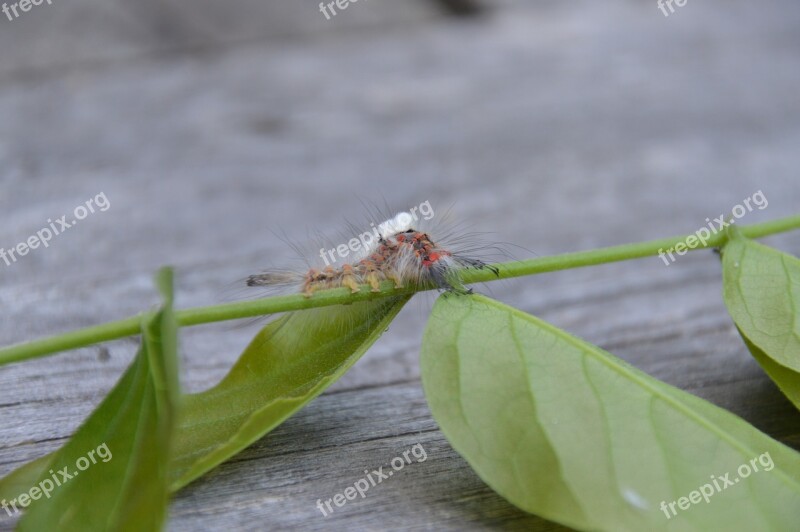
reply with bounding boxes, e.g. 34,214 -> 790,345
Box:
2,214 -> 799,366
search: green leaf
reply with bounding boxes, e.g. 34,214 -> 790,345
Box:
722,229 -> 800,409
10,268 -> 180,532
742,333 -> 800,408
169,295 -> 411,489
421,293 -> 800,531
0,457 -> 53,505
1,295 -> 410,499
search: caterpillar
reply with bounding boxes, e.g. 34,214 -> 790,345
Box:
245,209 -> 500,297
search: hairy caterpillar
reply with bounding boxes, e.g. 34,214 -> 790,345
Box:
245,208 -> 501,297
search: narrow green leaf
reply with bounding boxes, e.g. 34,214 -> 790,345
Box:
421,294 -> 800,531
9,268 -> 180,532
0,457 -> 53,505
1,295 -> 410,499
170,295 -> 411,489
722,229 -> 800,409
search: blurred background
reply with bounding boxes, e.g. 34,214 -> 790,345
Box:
1,0 -> 799,530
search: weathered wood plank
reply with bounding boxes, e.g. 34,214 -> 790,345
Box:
0,0 -> 445,78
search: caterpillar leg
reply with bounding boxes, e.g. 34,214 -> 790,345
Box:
341,274 -> 361,294
383,269 -> 404,289
365,271 -> 382,292
340,264 -> 362,293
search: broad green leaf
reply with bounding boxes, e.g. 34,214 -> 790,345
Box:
11,268 -> 180,532
421,294 -> 800,532
170,295 -> 411,489
741,332 -> 800,409
722,229 -> 800,409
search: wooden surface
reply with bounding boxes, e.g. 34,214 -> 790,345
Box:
2,0 -> 800,530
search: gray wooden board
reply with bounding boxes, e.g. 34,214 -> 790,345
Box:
1,0 -> 800,530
